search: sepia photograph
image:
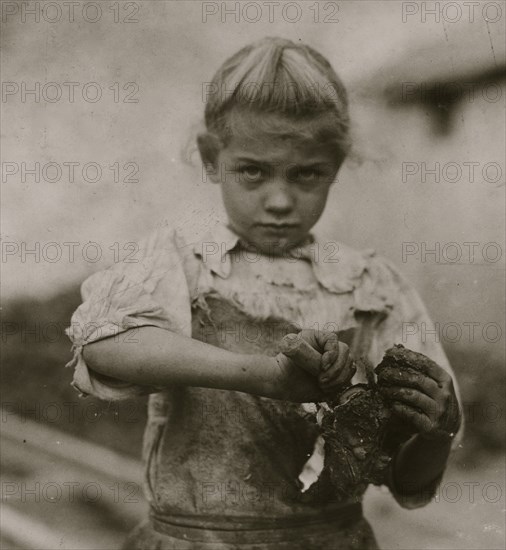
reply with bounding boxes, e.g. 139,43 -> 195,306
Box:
1,1 -> 505,548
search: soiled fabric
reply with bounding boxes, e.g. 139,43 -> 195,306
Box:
65,221 -> 462,549
121,514 -> 379,550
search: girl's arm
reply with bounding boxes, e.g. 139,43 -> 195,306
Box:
82,326 -> 326,402
377,355 -> 461,503
389,432 -> 453,499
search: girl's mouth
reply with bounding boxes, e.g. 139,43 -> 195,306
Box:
258,223 -> 299,230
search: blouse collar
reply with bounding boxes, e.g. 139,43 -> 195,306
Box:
192,222 -> 371,295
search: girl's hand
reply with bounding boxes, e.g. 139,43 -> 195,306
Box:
272,330 -> 356,402
270,353 -> 323,402
376,350 -> 461,439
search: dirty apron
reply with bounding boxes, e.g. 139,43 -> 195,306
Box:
122,293 -> 381,550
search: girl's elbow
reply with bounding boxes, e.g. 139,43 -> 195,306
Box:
82,340 -> 117,377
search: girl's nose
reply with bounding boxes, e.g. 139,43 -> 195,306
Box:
263,184 -> 295,215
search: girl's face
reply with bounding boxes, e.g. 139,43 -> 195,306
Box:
204,113 -> 341,255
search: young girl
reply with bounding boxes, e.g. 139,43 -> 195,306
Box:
66,37 -> 462,549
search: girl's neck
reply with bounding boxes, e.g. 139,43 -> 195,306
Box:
226,224 -> 314,259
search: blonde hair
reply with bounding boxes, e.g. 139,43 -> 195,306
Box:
204,37 -> 350,157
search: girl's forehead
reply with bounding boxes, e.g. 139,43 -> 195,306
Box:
225,134 -> 330,160
222,110 -> 338,161
226,108 -> 330,137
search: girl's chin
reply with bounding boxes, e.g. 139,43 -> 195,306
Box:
230,224 -> 309,255
243,235 -> 306,256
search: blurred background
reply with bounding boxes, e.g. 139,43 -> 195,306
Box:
1,1 -> 505,548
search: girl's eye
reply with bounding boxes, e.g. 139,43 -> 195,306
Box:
239,166 -> 263,182
289,168 -> 322,185
298,169 -> 318,181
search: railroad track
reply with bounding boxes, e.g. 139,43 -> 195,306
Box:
1,414 -> 147,549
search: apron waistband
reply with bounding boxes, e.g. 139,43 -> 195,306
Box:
151,503 -> 363,543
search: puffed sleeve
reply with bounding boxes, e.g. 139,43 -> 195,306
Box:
358,255 -> 464,509
65,226 -> 192,401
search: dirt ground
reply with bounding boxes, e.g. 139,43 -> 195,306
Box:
2,419 -> 504,550
365,457 -> 505,550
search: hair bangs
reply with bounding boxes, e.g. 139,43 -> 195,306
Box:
205,37 -> 350,156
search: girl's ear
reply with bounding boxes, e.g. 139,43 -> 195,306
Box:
197,132 -> 222,184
